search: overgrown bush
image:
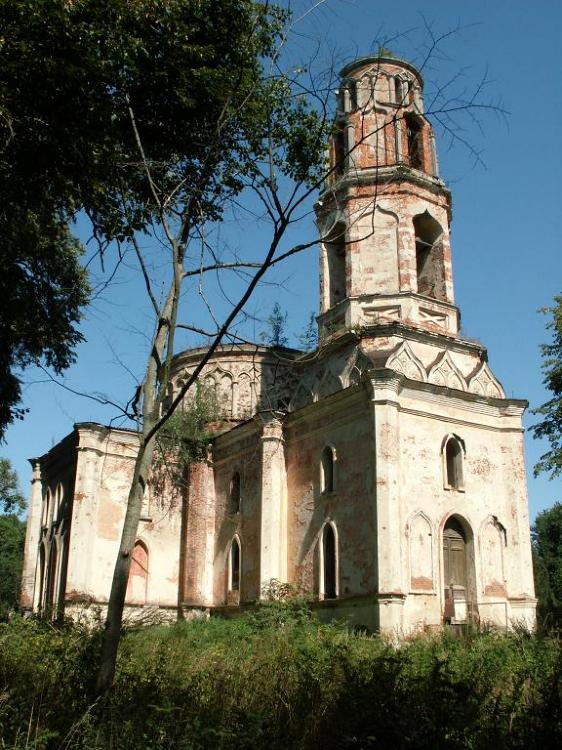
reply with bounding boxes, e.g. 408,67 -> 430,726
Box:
0,608 -> 561,749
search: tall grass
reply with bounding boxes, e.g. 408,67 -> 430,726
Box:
0,602 -> 560,749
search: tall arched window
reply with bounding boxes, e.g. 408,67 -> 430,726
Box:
321,445 -> 336,494
405,113 -> 423,170
443,435 -> 465,491
413,211 -> 446,301
324,223 -> 346,308
230,472 -> 241,514
126,540 -> 149,604
394,76 -> 403,104
229,537 -> 241,593
322,523 -> 338,600
44,542 -> 58,613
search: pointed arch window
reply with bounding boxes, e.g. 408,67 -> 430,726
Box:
321,523 -> 338,600
443,435 -> 465,491
230,472 -> 241,514
320,445 -> 336,494
229,537 -> 241,592
405,113 -> 423,170
126,540 -> 149,604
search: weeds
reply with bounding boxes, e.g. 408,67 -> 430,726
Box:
0,610 -> 560,749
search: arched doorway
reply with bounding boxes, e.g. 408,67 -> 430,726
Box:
442,516 -> 476,623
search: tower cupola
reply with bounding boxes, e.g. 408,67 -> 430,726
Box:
317,53 -> 458,341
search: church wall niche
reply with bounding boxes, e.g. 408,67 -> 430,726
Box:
480,517 -> 507,597
408,512 -> 434,591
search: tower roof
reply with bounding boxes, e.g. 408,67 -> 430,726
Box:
339,53 -> 423,85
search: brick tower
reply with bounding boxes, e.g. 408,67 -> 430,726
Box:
317,53 -> 457,340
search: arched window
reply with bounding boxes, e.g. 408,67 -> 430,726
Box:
42,489 -> 51,527
126,540 -> 149,604
443,435 -> 465,491
333,123 -> 346,175
413,211 -> 446,301
321,445 -> 336,494
44,542 -> 58,612
230,472 -> 241,514
324,222 -> 346,308
229,537 -> 241,592
322,523 -> 338,599
394,76 -> 403,104
405,113 -> 423,170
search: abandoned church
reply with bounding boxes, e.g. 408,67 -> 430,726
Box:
20,54 -> 537,633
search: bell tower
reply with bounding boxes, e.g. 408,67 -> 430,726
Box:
317,53 -> 459,340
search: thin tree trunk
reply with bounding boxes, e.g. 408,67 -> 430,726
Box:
96,434 -> 155,693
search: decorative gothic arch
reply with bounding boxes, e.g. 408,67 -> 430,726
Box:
467,362 -> 505,399
428,351 -> 466,391
386,341 -> 426,382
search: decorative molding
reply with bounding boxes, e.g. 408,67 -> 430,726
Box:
386,342 -> 426,382
468,362 -> 505,399
427,351 -> 466,391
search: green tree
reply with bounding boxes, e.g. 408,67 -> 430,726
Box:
531,294 -> 562,478
298,312 -> 319,351
0,514 -> 25,616
260,303 -> 289,348
532,501 -> 562,612
0,458 -> 25,514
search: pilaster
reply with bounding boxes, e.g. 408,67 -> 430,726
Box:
255,411 -> 288,595
183,459 -> 216,605
366,370 -> 405,632
20,459 -> 43,610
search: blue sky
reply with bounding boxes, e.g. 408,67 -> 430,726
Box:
3,0 -> 561,520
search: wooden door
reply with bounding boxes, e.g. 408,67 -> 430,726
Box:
443,518 -> 467,622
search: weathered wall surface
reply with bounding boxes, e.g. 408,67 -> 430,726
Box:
285,388 -> 376,600
211,422 -> 263,605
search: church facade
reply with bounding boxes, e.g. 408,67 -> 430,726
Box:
20,54 -> 537,633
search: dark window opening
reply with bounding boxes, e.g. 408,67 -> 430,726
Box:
443,518 -> 467,590
230,538 -> 240,592
325,223 -> 346,308
394,77 -> 403,104
413,212 -> 446,301
349,80 -> 358,110
405,114 -> 423,170
323,525 -> 337,599
230,472 -> 241,514
445,437 -> 464,489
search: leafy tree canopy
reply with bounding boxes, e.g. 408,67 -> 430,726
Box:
0,458 -> 25,514
0,0 -> 326,436
0,514 -> 25,616
531,294 -> 562,478
532,501 -> 562,610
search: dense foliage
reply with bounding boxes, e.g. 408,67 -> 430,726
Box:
533,501 -> 562,617
0,0 -> 327,436
0,514 -> 25,618
0,608 -> 561,749
531,293 -> 562,478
